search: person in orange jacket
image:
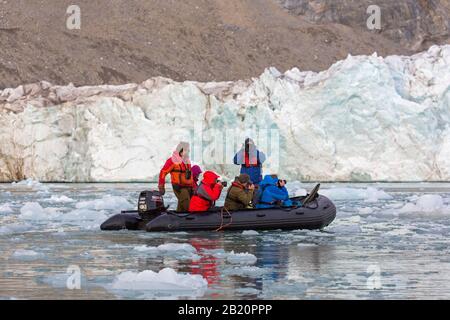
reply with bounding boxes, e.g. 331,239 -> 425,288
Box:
158,142 -> 193,212
188,171 -> 224,212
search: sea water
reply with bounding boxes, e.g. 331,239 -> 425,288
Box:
0,182 -> 449,299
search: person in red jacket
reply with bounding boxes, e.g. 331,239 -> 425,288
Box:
189,171 -> 224,212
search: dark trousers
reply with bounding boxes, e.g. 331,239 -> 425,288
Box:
172,185 -> 192,212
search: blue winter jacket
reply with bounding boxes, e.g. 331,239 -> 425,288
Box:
233,149 -> 266,185
256,175 -> 293,209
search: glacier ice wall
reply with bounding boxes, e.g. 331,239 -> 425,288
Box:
0,45 -> 449,182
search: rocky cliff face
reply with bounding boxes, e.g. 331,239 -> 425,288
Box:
2,0 -> 445,89
278,0 -> 450,51
1,45 -> 449,182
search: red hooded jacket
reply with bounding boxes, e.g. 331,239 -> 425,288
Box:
188,171 -> 223,212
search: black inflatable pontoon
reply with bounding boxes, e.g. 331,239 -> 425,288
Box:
100,194 -> 336,232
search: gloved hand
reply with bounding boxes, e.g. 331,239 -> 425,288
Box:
158,185 -> 165,196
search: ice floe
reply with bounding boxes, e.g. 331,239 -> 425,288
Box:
19,202 -> 59,220
398,195 -> 450,215
0,203 -> 14,213
133,243 -> 199,260
223,266 -> 267,277
226,251 -> 257,265
11,249 -> 44,260
0,223 -> 33,235
76,195 -> 133,211
321,187 -> 392,201
11,179 -> 49,192
45,195 -> 75,203
242,230 -> 259,236
110,268 -> 207,298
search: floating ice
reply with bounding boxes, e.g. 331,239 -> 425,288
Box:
110,268 -> 207,298
201,248 -> 228,258
45,195 -> 75,203
17,201 -> 108,230
133,245 -> 160,254
242,230 -> 259,236
11,179 -> 49,192
398,194 -> 450,214
76,195 -> 133,211
306,231 -> 335,238
223,266 -> 267,277
0,203 -> 14,213
297,243 -> 318,248
358,207 -> 374,215
321,187 -> 392,201
286,182 -> 307,197
0,223 -> 33,235
235,288 -> 260,295
133,243 -> 199,260
157,243 -> 197,253
226,251 -> 257,265
12,249 -> 44,260
328,224 -> 362,234
60,208 -> 106,221
19,202 -> 59,220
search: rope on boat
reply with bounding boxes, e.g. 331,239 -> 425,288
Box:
215,207 -> 233,232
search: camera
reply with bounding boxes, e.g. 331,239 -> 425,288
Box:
220,181 -> 228,187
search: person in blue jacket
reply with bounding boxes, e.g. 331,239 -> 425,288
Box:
256,175 -> 295,209
233,138 -> 266,186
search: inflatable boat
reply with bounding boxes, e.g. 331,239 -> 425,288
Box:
100,194 -> 336,232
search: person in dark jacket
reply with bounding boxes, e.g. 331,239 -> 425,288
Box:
256,175 -> 294,209
191,165 -> 202,192
233,138 -> 266,186
224,174 -> 255,211
189,171 -> 224,212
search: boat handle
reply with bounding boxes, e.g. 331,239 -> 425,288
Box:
257,213 -> 266,217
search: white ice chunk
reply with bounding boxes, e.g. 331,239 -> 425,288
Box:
398,194 -> 450,214
358,207 -> 374,215
12,249 -> 44,260
46,195 -> 75,203
286,181 -> 307,197
111,268 -> 207,298
0,203 -> 14,213
242,230 -> 259,236
11,179 -> 49,192
133,243 -> 198,260
76,195 -> 133,211
297,243 -> 318,248
0,223 -> 33,235
226,251 -> 257,265
321,187 -> 392,201
19,202 -> 59,220
223,266 -> 267,277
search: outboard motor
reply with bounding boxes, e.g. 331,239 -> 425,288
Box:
138,190 -> 165,214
